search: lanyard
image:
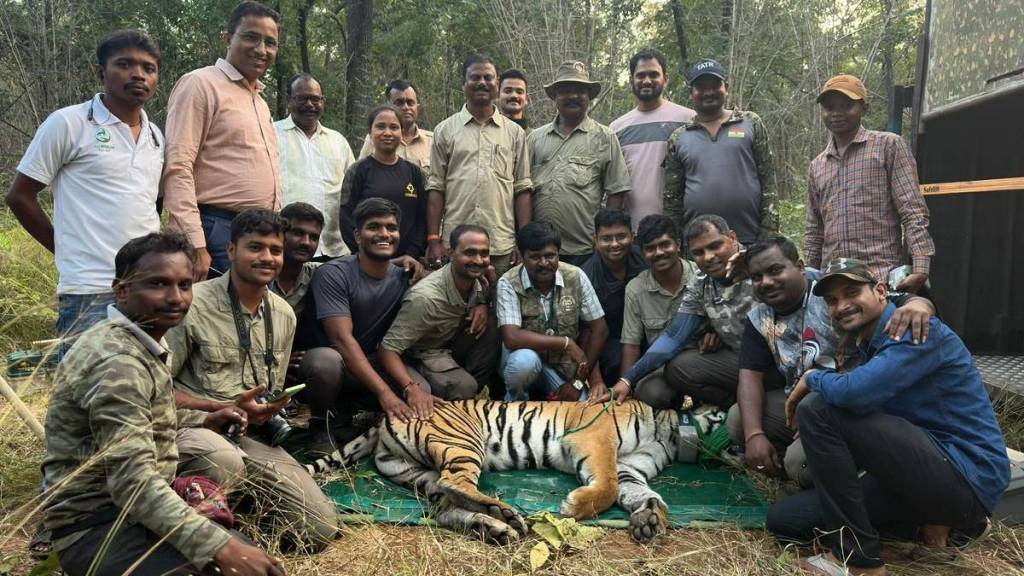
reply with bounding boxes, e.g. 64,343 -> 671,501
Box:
227,278 -> 275,390
87,97 -> 160,148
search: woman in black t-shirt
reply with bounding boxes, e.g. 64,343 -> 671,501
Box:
340,105 -> 427,258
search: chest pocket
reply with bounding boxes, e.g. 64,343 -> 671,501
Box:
567,156 -> 600,188
642,315 -> 670,336
491,143 -> 512,179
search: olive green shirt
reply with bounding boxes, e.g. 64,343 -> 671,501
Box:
621,258 -> 699,347
168,274 -> 295,403
42,307 -> 230,568
381,263 -> 485,362
528,116 -> 632,255
427,105 -> 532,256
269,261 -> 320,320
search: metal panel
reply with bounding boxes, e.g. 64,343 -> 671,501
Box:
924,0 -> 1024,116
917,89 -> 1024,354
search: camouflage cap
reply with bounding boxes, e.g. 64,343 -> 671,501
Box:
812,258 -> 879,296
544,61 -> 602,99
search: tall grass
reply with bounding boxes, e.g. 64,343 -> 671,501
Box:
0,209 -> 57,356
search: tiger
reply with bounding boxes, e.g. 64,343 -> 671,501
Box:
305,398 -> 687,544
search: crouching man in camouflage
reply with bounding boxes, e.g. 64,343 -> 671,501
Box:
41,232 -> 284,576
168,209 -> 338,552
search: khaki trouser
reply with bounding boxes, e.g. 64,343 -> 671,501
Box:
406,311 -> 500,399
176,428 -> 337,550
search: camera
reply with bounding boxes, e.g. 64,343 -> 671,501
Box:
229,394 -> 293,446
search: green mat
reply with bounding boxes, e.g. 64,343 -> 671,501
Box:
325,460 -> 768,529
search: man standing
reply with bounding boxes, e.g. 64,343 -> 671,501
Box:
275,73 -> 355,259
497,222 -> 609,402
168,209 -> 337,550
610,215 -> 762,410
529,60 -> 632,266
772,259 -> 1007,575
664,58 -> 779,245
163,1 -> 283,280
595,216 -> 698,404
499,69 -> 531,133
427,54 -> 532,276
43,232 -> 282,576
805,74 -> 934,292
610,48 -> 695,225
6,30 -> 163,353
580,209 -> 647,384
379,224 -> 498,404
358,79 -> 434,175
298,198 -> 427,453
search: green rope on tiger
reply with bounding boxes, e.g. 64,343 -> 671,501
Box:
559,385 -> 616,439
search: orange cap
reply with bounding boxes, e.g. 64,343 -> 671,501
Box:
816,74 -> 867,102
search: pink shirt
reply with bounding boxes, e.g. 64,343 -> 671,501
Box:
162,59 -> 281,248
610,100 -> 694,225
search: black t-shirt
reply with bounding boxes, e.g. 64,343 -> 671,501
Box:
340,156 -> 427,257
299,255 -> 409,355
580,247 -> 648,339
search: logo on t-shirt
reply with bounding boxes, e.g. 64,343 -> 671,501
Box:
727,128 -> 745,139
404,183 -> 417,198
95,128 -> 111,143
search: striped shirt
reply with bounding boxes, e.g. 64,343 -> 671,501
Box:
805,127 -> 934,280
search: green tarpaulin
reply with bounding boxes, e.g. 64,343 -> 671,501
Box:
325,461 -> 768,529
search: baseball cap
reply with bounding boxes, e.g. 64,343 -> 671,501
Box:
816,74 -> 868,102
688,59 -> 727,84
812,258 -> 879,296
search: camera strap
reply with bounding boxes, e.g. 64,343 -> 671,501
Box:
227,277 -> 275,391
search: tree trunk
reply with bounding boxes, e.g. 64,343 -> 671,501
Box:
880,0 -> 894,109
668,0 -> 688,70
298,0 -> 316,73
345,0 -> 375,136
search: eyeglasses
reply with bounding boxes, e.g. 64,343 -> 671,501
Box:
291,95 -> 324,104
236,31 -> 279,48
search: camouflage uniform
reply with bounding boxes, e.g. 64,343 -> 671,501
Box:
677,271 -> 758,351
42,306 -> 230,572
166,274 -> 337,549
663,110 -> 780,241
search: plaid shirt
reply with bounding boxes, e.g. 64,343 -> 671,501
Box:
805,127 -> 934,280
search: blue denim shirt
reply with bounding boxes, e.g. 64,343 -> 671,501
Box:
807,302 -> 1010,512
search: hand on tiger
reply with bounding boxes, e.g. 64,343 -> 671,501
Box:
381,391 -> 415,423
406,385 -> 445,420
610,378 -> 632,405
587,381 -> 610,404
555,381 -> 583,402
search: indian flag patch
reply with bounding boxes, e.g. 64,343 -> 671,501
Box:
727,128 -> 745,138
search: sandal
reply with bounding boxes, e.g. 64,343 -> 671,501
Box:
798,554 -> 850,576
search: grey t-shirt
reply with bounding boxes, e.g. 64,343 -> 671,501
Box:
670,115 -> 762,244
305,255 -> 409,355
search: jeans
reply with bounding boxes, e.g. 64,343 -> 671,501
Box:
500,347 -> 589,402
57,292 -> 115,360
199,208 -> 234,278
767,393 -> 987,568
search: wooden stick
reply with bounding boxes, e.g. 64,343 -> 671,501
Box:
0,374 -> 45,442
921,176 -> 1024,196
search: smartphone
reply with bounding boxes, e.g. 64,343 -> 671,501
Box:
265,383 -> 306,403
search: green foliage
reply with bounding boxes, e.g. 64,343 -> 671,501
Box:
0,212 -> 57,356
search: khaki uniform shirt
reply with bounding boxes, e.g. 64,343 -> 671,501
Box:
167,274 -> 295,403
621,258 -> 699,346
528,116 -> 632,255
42,307 -> 229,568
359,126 -> 434,176
427,105 -> 532,255
162,59 -> 282,248
269,261 -> 320,320
381,263 -> 485,366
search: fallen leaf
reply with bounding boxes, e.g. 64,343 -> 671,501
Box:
529,541 -> 550,572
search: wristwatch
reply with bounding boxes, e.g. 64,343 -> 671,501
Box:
571,379 -> 586,391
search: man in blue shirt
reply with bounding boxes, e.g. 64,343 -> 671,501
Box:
772,259 -> 1009,576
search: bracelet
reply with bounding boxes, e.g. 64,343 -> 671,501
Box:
426,234 -> 442,242
745,431 -> 767,444
618,377 -> 632,391
562,336 -> 570,351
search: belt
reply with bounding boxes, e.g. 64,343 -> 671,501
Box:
197,204 -> 239,221
49,506 -> 121,540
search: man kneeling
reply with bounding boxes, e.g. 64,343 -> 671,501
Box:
41,233 -> 283,575
772,259 -> 1009,575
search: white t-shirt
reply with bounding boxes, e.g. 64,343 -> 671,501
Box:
17,94 -> 164,295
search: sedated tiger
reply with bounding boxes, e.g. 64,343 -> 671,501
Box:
306,398 -> 690,544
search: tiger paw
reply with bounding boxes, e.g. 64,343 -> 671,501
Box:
471,513 -> 521,545
487,503 -> 528,537
629,498 -> 668,543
